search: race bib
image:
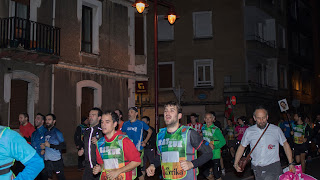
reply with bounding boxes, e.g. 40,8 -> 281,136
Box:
103,159 -> 119,170
162,151 -> 179,163
294,132 -> 302,137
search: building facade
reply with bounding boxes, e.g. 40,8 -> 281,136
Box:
0,0 -> 147,165
141,0 -> 319,128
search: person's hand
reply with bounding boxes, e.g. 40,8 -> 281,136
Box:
291,131 -> 294,135
41,150 -> 45,155
91,137 -> 98,144
141,141 -> 147,147
233,163 -> 243,172
107,169 -> 121,180
44,141 -> 50,147
289,164 -> 296,173
180,160 -> 194,171
146,164 -> 156,176
40,143 -> 46,150
209,143 -> 214,150
92,164 -> 102,175
78,148 -> 84,156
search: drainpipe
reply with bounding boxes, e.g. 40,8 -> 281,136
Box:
51,0 -> 56,113
52,0 -> 56,26
51,65 -> 55,113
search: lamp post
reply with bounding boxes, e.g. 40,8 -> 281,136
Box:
133,0 -> 177,132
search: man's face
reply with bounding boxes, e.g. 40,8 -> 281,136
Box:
89,110 -> 101,126
164,105 -> 181,127
19,114 -> 28,125
316,115 -> 320,122
253,109 -> 268,129
45,115 -> 55,129
293,114 -> 299,122
34,115 -> 44,127
128,110 -> 138,121
237,119 -> 244,125
204,114 -> 214,125
227,120 -> 232,126
190,116 -> 197,124
101,114 -> 116,135
142,118 -> 149,125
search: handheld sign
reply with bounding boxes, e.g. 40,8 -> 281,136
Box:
278,99 -> 289,112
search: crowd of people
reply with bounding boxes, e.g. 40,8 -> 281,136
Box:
1,101 -> 320,180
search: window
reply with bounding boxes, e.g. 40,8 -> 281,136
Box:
292,71 -> 301,91
194,59 -> 214,87
159,62 -> 174,89
256,19 -> 276,47
77,0 -> 102,54
278,25 -> 286,48
290,1 -> 297,19
193,11 -> 213,39
257,64 -> 268,86
135,13 -> 144,55
224,76 -> 231,86
299,34 -> 307,57
292,32 -> 299,54
81,5 -> 92,53
158,15 -> 174,41
279,66 -> 287,88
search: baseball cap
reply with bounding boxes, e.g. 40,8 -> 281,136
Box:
128,107 -> 138,112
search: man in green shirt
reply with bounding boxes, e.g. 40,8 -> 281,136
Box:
202,112 -> 226,180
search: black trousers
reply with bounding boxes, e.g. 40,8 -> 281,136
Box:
82,164 -> 100,180
44,159 -> 65,180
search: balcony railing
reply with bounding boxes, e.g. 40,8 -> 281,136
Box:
224,81 -> 278,95
0,17 -> 60,56
247,35 -> 276,48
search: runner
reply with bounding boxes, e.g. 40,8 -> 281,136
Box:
291,112 -> 312,173
93,111 -> 141,179
146,101 -> 213,180
202,112 -> 226,180
0,126 -> 44,180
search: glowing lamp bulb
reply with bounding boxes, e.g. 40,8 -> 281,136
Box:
167,15 -> 176,24
136,3 -> 145,13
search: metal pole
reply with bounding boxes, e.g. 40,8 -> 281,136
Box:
154,0 -> 159,133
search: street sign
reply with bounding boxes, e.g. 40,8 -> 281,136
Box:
231,96 -> 236,105
136,81 -> 148,93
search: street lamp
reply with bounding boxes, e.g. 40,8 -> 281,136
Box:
132,0 -> 149,14
132,0 -> 178,132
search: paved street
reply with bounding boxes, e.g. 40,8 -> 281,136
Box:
53,156 -> 320,180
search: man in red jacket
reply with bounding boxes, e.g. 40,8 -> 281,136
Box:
19,112 -> 35,144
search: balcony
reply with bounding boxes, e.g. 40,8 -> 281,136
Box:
0,17 -> 60,56
223,82 -> 288,103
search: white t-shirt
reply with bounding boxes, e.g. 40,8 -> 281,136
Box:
241,123 -> 287,167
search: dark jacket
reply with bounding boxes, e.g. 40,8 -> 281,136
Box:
143,126 -> 156,149
81,124 -> 103,169
74,124 -> 87,149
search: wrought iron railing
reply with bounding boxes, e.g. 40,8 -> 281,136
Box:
0,17 -> 60,56
247,35 -> 276,48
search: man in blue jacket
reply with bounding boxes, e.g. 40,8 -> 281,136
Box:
31,113 -> 47,179
0,125 -> 44,180
40,113 -> 66,180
